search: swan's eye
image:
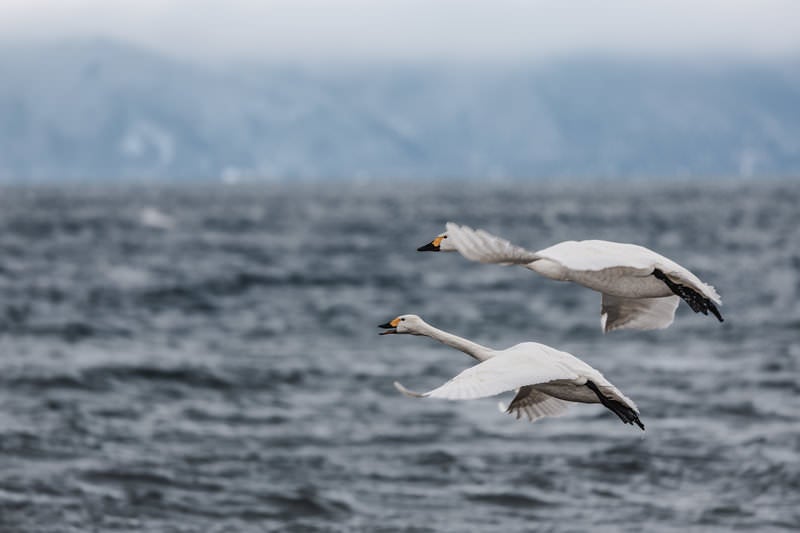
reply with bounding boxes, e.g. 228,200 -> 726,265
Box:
401,318 -> 405,321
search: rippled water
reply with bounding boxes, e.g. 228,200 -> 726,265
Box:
0,181 -> 798,532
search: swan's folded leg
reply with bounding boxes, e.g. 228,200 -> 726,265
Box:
600,294 -> 680,333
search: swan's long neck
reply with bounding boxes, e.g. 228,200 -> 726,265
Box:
416,322 -> 492,362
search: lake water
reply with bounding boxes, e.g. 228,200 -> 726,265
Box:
0,180 -> 797,532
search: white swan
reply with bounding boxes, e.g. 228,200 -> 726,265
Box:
418,222 -> 723,332
379,314 -> 644,430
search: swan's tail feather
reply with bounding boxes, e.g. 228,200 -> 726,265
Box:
393,381 -> 427,398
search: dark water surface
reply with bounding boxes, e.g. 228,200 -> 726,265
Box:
0,181 -> 798,532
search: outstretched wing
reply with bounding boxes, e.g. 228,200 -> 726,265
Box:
499,385 -> 570,422
601,294 -> 680,333
399,347 -> 580,401
445,222 -> 540,265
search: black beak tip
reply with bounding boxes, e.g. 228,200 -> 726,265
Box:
417,242 -> 440,252
378,322 -> 394,329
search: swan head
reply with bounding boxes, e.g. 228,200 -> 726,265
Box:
378,314 -> 426,335
417,232 -> 456,252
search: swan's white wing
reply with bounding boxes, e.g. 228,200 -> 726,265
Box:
397,381 -> 570,423
525,343 -> 640,413
412,345 -> 580,401
534,240 -> 666,272
445,222 -> 540,265
601,294 -> 680,333
538,240 -> 721,304
499,385 -> 570,422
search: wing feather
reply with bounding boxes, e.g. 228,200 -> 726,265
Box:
538,241 -> 721,303
601,294 -> 680,333
535,240 -> 667,272
661,268 -> 722,304
499,385 -> 570,422
417,346 -> 580,401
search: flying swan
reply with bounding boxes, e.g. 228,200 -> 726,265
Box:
418,222 -> 723,332
379,314 -> 644,430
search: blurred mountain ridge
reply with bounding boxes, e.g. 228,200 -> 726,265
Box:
1,39 -> 799,181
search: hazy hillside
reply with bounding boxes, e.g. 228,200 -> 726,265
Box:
1,40 -> 799,181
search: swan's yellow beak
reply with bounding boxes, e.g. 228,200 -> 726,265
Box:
378,317 -> 400,335
417,235 -> 443,252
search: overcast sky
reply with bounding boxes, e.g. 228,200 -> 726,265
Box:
2,0 -> 799,63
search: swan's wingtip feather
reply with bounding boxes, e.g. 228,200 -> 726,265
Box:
393,381 -> 426,398
707,284 -> 722,304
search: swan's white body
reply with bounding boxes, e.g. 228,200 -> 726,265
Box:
381,315 -> 643,429
425,222 -> 722,332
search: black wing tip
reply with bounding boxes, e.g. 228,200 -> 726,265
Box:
708,302 -> 724,322
653,269 -> 724,324
586,380 -> 644,431
618,410 -> 645,430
